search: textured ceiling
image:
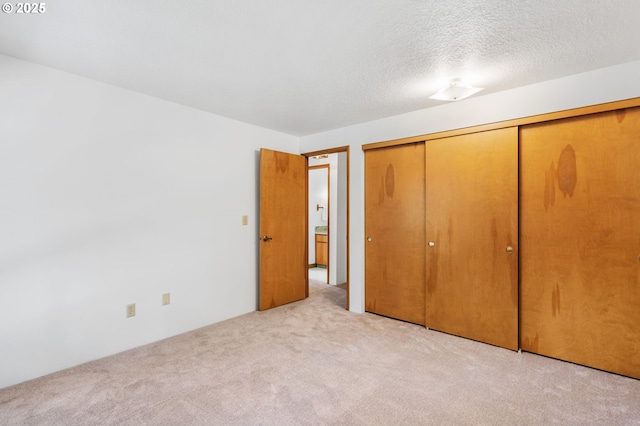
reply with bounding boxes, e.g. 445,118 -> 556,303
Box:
1,1 -> 639,136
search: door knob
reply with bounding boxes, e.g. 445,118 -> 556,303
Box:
261,235 -> 273,242
506,246 -> 514,254
428,241 -> 435,247
367,236 -> 372,242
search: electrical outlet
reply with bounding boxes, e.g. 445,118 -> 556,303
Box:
126,303 -> 136,318
162,293 -> 170,306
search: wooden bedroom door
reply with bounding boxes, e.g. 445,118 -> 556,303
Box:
259,148 -> 307,310
520,107 -> 640,379
425,127 -> 519,350
364,143 -> 426,325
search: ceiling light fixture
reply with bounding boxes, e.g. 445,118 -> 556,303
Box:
429,78 -> 484,101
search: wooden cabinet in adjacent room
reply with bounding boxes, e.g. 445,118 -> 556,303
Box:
315,234 -> 328,267
520,106 -> 640,379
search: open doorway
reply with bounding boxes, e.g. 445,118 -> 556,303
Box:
308,163 -> 329,283
305,149 -> 349,305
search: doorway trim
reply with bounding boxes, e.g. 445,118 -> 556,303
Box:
303,146 -> 350,310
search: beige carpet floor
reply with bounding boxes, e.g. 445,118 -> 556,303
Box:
1,280 -> 639,425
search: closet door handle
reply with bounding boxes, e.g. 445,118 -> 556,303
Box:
367,236 -> 372,242
428,241 -> 435,247
506,246 -> 514,254
261,235 -> 273,242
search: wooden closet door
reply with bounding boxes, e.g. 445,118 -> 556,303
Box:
425,127 -> 518,350
365,143 -> 426,325
520,107 -> 640,379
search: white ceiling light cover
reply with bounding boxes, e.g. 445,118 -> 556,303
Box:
429,80 -> 484,101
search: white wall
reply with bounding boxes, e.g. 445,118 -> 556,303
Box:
299,61 -> 640,314
0,55 -> 298,389
332,152 -> 347,285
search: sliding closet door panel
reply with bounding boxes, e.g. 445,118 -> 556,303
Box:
520,107 -> 640,379
426,127 -> 518,350
365,143 -> 426,325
